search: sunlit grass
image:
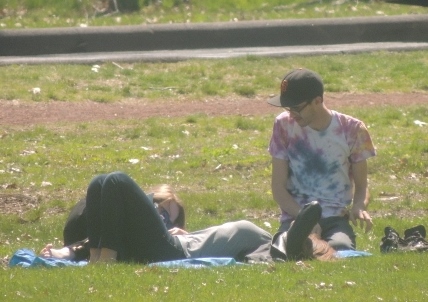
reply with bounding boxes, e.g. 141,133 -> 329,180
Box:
0,105 -> 427,232
1,0 -> 428,29
1,51 -> 428,103
0,104 -> 428,301
1,16 -> 428,297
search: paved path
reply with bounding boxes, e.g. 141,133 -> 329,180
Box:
1,14 -> 427,65
1,42 -> 428,65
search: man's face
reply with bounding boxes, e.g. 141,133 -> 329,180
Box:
284,99 -> 314,126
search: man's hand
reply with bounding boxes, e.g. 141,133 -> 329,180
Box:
349,205 -> 373,233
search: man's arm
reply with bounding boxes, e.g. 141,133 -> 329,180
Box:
271,157 -> 301,218
350,159 -> 373,233
271,157 -> 322,234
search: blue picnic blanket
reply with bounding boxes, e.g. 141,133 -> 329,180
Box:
9,248 -> 371,268
148,257 -> 240,268
336,250 -> 372,258
9,249 -> 239,268
9,249 -> 88,268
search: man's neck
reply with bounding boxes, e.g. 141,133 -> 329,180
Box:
309,106 -> 332,131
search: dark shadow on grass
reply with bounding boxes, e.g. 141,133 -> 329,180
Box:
301,0 -> 428,6
385,0 -> 428,7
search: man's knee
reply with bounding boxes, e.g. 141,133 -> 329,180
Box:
319,217 -> 356,250
104,171 -> 130,185
326,232 -> 355,251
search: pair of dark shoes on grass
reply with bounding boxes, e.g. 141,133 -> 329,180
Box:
271,201 -> 322,261
380,225 -> 428,253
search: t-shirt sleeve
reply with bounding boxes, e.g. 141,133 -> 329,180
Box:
268,116 -> 289,160
348,122 -> 376,163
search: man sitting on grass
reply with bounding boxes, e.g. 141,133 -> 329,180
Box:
268,68 -> 376,251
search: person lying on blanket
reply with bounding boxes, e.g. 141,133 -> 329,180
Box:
41,176 -> 186,261
40,172 -> 336,264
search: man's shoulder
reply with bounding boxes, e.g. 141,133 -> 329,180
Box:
332,110 -> 364,126
275,111 -> 290,120
332,110 -> 360,120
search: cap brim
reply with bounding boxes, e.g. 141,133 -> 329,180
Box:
267,95 -> 282,107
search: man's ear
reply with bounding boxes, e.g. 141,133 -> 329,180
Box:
314,96 -> 323,104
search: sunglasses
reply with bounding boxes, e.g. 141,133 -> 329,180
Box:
284,101 -> 311,114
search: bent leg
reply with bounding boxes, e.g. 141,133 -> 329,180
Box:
277,219 -> 292,233
86,174 -> 109,262
89,172 -> 184,263
286,201 -> 322,260
86,174 -> 108,249
63,197 -> 87,246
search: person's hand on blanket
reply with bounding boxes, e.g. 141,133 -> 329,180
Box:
168,227 -> 188,235
40,243 -> 74,260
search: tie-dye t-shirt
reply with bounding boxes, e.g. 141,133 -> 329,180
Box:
269,110 -> 376,222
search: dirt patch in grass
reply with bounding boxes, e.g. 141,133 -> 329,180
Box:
1,92 -> 427,126
0,92 -> 427,217
0,193 -> 39,216
371,209 -> 428,219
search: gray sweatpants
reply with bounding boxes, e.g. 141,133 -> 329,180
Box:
177,220 -> 272,261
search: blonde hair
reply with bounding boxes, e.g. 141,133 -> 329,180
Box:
150,184 -> 186,229
302,234 -> 337,261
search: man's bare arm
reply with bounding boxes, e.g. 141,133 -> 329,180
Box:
350,160 -> 373,233
271,157 -> 301,218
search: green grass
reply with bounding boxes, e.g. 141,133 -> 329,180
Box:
1,51 -> 428,103
1,1 -> 428,300
1,47 -> 428,302
1,103 -> 428,300
2,255 -> 428,301
1,0 -> 428,29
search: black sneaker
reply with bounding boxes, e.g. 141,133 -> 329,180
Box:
380,225 -> 428,253
404,225 -> 426,239
286,201 -> 322,260
380,226 -> 404,253
403,225 -> 428,252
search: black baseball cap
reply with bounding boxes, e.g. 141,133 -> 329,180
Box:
268,68 -> 324,107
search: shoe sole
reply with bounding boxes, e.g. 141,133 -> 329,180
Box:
285,201 -> 322,260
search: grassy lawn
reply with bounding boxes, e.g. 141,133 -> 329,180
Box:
1,53 -> 428,300
1,51 -> 428,103
1,1 -> 428,300
0,102 -> 427,301
1,0 -> 428,29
